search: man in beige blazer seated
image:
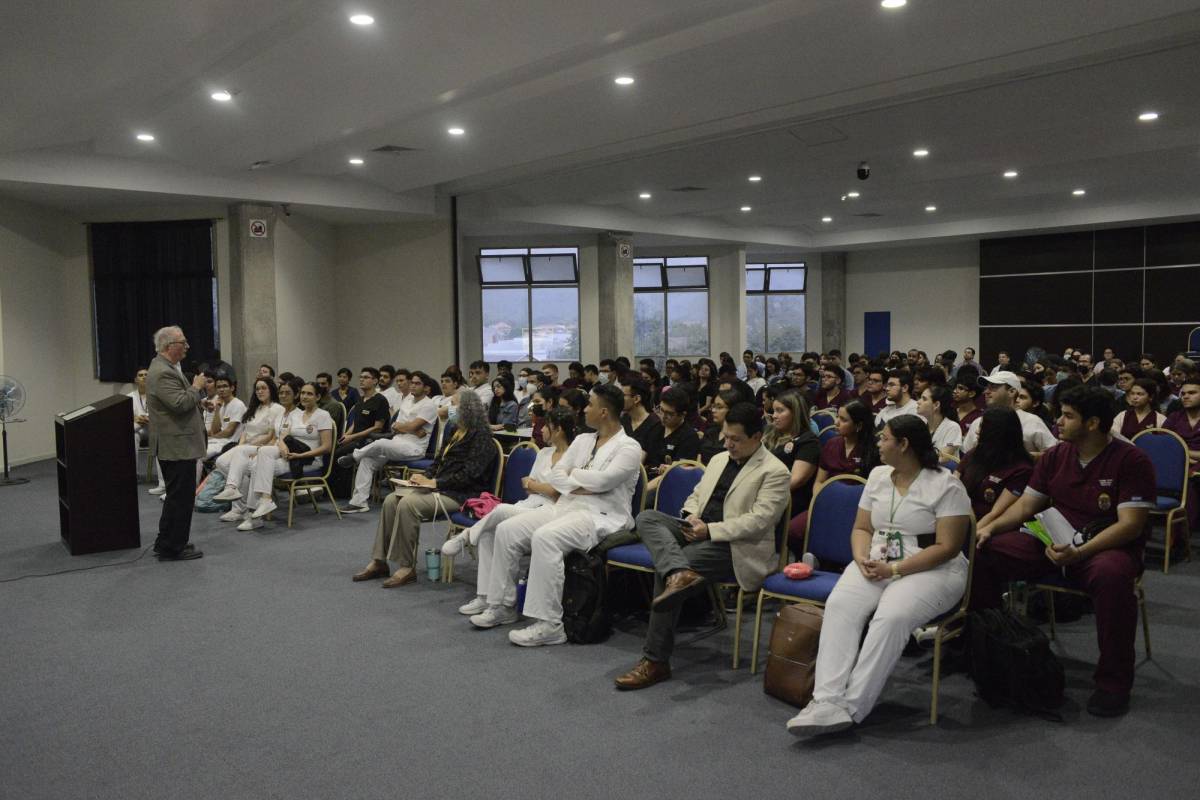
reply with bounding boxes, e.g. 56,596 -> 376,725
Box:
615,402 -> 791,690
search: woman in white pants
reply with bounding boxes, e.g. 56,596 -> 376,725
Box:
218,380 -> 298,523
210,379 -> 283,501
787,414 -> 971,737
443,407 -> 577,626
236,382 -> 335,531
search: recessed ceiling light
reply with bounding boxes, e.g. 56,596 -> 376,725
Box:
1003,170 -> 1019,178
447,127 -> 465,136
925,205 -> 937,212
348,158 -> 364,165
881,0 -> 907,8
135,133 -> 155,142
912,148 -> 929,158
1072,188 -> 1086,196
846,191 -> 860,199
638,192 -> 651,199
740,206 -> 752,212
614,76 -> 635,86
211,90 -> 232,102
821,216 -> 833,223
349,14 -> 375,26
1138,111 -> 1159,122
748,175 -> 762,183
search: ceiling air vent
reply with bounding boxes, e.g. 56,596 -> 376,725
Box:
671,186 -> 707,192
372,145 -> 419,153
851,212 -> 883,218
249,160 -> 273,170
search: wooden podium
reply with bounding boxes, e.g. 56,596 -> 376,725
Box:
55,395 -> 140,554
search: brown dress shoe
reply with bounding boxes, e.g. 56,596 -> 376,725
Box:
614,658 -> 671,691
651,568 -> 705,611
381,567 -> 417,588
352,561 -> 389,582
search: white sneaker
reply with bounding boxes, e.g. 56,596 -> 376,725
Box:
251,499 -> 278,519
508,620 -> 567,646
471,605 -> 520,629
237,517 -> 264,532
785,701 -> 854,737
442,532 -> 468,557
458,596 -> 490,616
212,486 -> 242,502
219,509 -> 243,523
148,486 -> 166,496
160,494 -> 166,502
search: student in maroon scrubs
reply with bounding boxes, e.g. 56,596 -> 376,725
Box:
813,366 -> 852,412
1111,378 -> 1165,440
861,366 -> 887,414
956,407 -> 1034,527
951,369 -> 983,434
971,386 -> 1156,718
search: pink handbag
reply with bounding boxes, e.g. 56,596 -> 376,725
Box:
463,492 -> 502,519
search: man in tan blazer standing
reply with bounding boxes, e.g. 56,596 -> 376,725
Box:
146,325 -> 208,561
615,402 -> 791,689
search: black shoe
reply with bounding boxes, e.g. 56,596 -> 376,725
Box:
153,543 -> 194,555
1086,689 -> 1130,717
337,454 -> 355,468
157,547 -> 203,561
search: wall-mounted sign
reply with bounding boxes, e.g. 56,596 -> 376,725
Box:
249,219 -> 268,238
618,241 -> 632,259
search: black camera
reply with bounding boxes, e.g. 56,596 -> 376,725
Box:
857,161 -> 870,180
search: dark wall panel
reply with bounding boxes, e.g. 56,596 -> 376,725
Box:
980,231 -> 1093,276
1145,221 -> 1200,267
1093,269 -> 1143,324
1145,266 -> 1200,322
1144,324 -> 1198,363
1092,326 -> 1144,362
980,273 -> 1091,326
1095,227 -> 1144,270
980,327 -> 1093,369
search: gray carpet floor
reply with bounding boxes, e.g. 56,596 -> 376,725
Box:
2,458 -> 1199,800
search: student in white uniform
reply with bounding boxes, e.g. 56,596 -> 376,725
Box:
202,376 -> 247,467
211,379 -> 286,504
916,385 -> 963,464
130,367 -> 168,495
380,368 -> 414,417
236,382 -> 335,530
468,360 -> 494,409
338,371 -> 440,513
787,415 -> 972,737
874,369 -> 920,428
961,371 -> 1057,455
445,407 -> 578,622
482,384 -> 643,646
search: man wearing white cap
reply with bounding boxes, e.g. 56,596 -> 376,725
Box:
961,371 -> 1058,456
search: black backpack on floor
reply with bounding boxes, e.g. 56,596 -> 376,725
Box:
968,608 -> 1065,719
561,549 -> 611,644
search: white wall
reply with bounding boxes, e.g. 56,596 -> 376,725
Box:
335,220 -> 455,373
275,214 -> 337,378
845,241 -> 979,357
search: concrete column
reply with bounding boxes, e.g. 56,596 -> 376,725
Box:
820,251 -> 847,354
227,204 -> 278,392
707,245 -> 746,357
596,235 -> 634,358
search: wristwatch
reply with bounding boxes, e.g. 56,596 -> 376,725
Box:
891,562 -> 902,578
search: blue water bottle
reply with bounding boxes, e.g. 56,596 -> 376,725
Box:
425,549 -> 441,582
516,577 -> 527,613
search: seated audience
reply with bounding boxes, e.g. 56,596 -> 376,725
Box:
314,375 -> 346,435
209,377 -> 284,497
1111,378 -> 1165,440
444,407 -> 579,623
916,385 -> 962,464
643,387 -> 702,494
468,360 -> 494,408
436,371 -> 463,422
1163,375 -> 1200,535
962,371 -> 1056,455
202,376 -> 247,472
234,381 -> 335,529
951,368 -> 983,433
1015,379 -> 1054,429
764,390 -> 821,524
620,376 -> 664,464
528,386 -> 558,447
215,378 -> 295,521
487,375 -> 519,429
352,389 -> 498,587
381,367 -> 412,416
482,384 -> 643,646
956,408 -> 1034,528
338,371 -> 439,513
814,366 -> 852,411
333,367 -> 360,410
745,362 -> 767,396
989,350 -> 1013,376
694,358 -> 719,418
698,389 -> 738,464
332,367 -> 389,464
562,361 -> 587,390
860,366 -> 887,413
786,415 -> 971,737
971,386 -> 1156,717
542,362 -> 562,389
613,403 -> 791,689
131,366 -> 167,496
875,369 -> 919,428
559,388 -> 591,434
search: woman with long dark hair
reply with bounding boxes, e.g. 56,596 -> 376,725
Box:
957,407 -> 1035,526
694,358 -> 719,419
697,388 -> 738,464
488,375 -> 519,429
764,389 -> 821,523
916,385 -> 962,464
1111,378 -> 1165,440
786,414 -> 971,737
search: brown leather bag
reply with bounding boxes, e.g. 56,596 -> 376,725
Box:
763,603 -> 823,707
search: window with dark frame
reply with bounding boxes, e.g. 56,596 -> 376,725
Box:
479,247 -> 580,362
633,256 -> 710,361
745,262 -> 806,354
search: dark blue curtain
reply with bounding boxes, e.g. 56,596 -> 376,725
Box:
90,220 -> 216,382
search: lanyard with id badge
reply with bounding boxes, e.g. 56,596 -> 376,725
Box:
871,485 -> 906,562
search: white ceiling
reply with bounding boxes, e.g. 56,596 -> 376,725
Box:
3,0 -> 1200,247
